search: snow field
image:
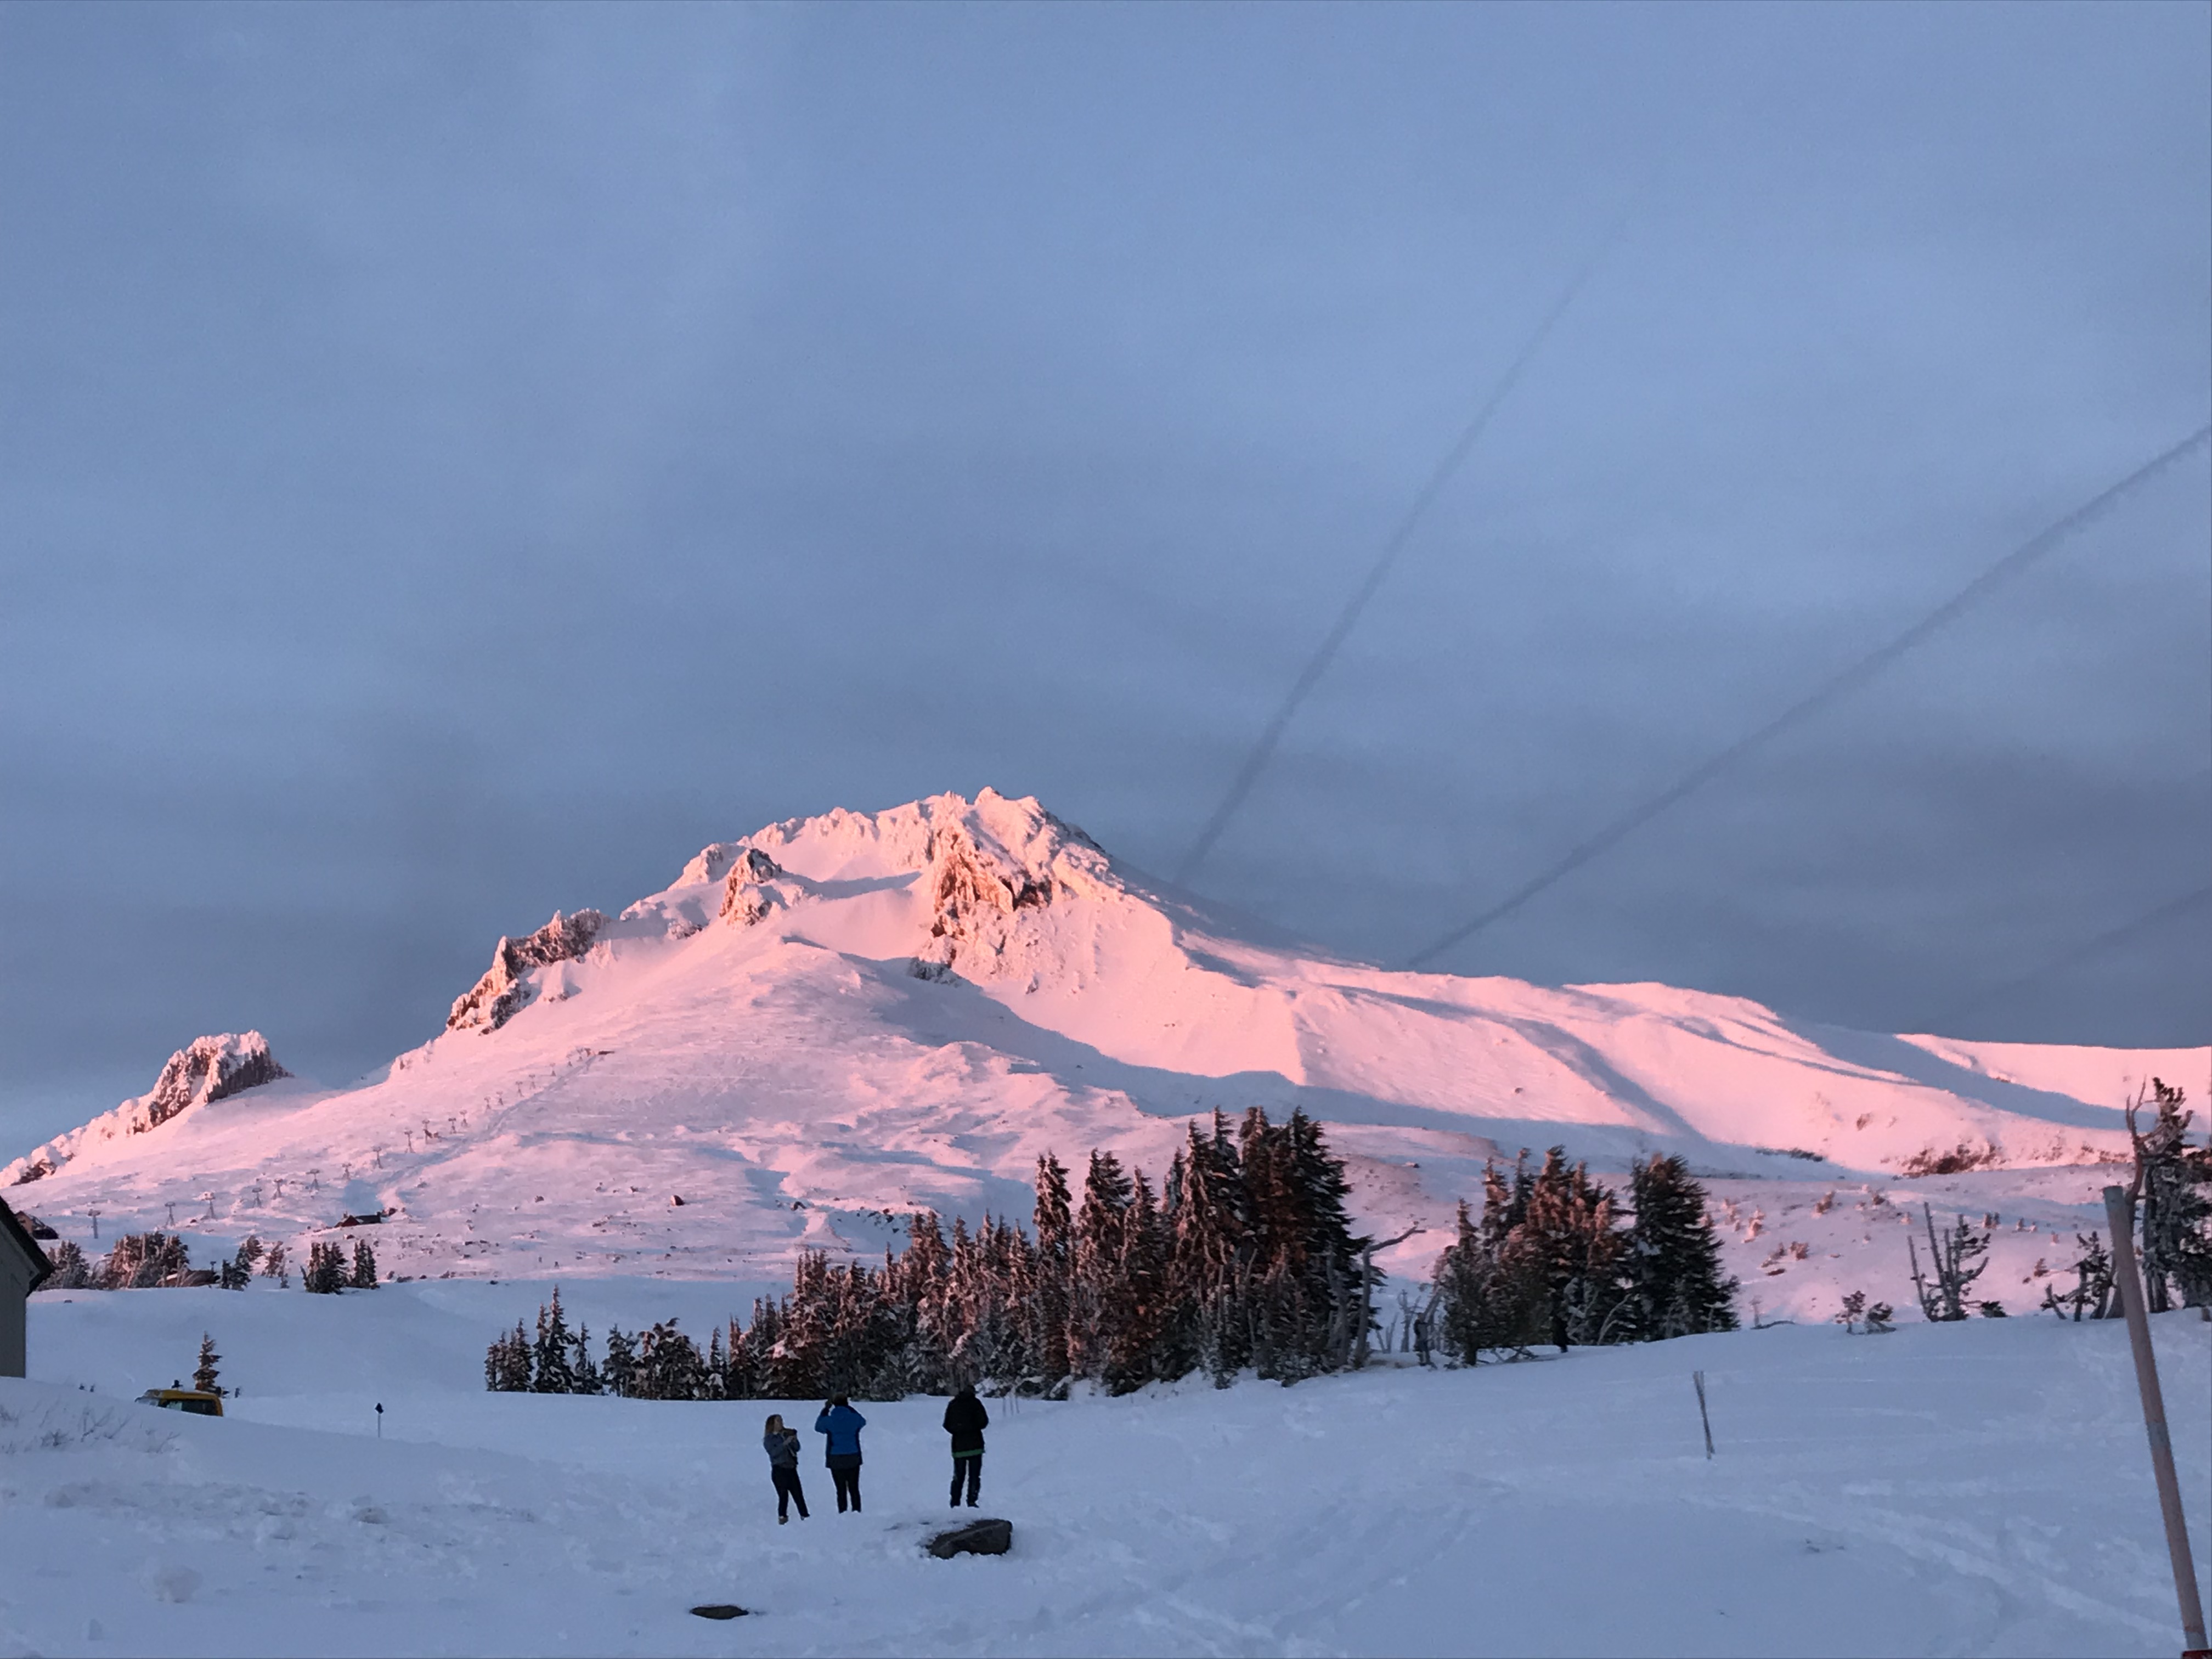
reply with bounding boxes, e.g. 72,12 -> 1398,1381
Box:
7,1283 -> 2209,1656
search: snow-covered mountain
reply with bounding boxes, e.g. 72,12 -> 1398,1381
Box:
9,790 -> 2204,1309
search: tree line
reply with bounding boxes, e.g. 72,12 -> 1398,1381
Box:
488,1109 -> 1743,1401
39,1230 -> 379,1293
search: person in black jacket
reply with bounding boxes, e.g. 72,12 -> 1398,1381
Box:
943,1383 -> 988,1507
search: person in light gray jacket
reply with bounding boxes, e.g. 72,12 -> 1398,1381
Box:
763,1413 -> 809,1523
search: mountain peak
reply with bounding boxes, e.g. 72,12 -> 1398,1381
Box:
9,790 -> 2199,1306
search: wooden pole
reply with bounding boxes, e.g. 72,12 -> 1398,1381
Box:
2102,1184 -> 2209,1656
1692,1370 -> 1713,1459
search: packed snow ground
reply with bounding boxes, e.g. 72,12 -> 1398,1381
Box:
7,793 -> 2204,1328
7,1282 -> 2209,1657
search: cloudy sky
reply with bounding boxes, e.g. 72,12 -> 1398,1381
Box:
4,2 -> 2207,1147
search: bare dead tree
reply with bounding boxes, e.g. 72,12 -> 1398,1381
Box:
1906,1204 -> 1989,1322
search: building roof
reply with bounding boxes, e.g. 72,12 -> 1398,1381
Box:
0,1198 -> 55,1291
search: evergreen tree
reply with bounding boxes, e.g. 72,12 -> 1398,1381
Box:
193,1332 -> 222,1395
641,1319 -> 708,1400
484,1322 -> 533,1391
303,1241 -> 348,1294
1518,1149 -> 1623,1347
571,1322 -> 603,1395
601,1324 -> 639,1397
532,1288 -> 578,1393
44,1240 -> 90,1290
102,1231 -> 190,1289
976,1213 -> 1036,1384
1430,1181 -> 1550,1363
2131,1079 -> 2212,1311
704,1326 -> 729,1400
1166,1115 -> 1250,1384
1432,1200 -> 1492,1363
730,1318 -> 765,1407
1031,1154 -> 1075,1384
1104,1173 -> 1168,1393
1621,1155 -> 1738,1338
260,1242 -> 287,1283
219,1237 -> 264,1291
772,1253 -> 831,1397
348,1238 -> 379,1290
741,1300 -> 783,1397
1288,1107 -> 1372,1364
1072,1150 -> 1133,1380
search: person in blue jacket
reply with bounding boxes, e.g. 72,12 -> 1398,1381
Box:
815,1394 -> 867,1513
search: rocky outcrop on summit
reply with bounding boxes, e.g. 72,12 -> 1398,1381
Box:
7,1032 -> 290,1185
719,848 -> 784,926
447,910 -> 607,1034
908,803 -> 1101,983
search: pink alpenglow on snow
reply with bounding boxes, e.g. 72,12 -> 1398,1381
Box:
4,791 -> 2201,1325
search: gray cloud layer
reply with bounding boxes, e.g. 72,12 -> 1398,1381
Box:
3,3 -> 2206,1146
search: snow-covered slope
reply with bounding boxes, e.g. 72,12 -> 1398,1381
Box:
10,1286 -> 2210,1657
8,791 -> 2204,1317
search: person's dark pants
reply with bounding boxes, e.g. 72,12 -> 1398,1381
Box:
771,1465 -> 808,1521
950,1453 -> 981,1506
830,1460 -> 862,1511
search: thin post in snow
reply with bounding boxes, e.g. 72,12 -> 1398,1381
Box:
1692,1371 -> 1713,1459
2101,1184 -> 2208,1656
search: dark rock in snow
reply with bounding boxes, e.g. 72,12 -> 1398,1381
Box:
688,1604 -> 748,1620
447,911 -> 606,1033
926,1518 -> 1013,1559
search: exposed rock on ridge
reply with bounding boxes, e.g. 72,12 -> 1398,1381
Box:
139,1032 -> 291,1131
908,800 -> 1101,983
448,910 -> 607,1033
7,1031 -> 290,1186
719,848 -> 784,926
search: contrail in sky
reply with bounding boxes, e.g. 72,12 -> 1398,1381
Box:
1407,421 -> 2212,970
1946,882 -> 2212,1026
1172,190 -> 1649,888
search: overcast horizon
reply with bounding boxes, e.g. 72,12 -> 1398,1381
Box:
4,2 -> 2208,1148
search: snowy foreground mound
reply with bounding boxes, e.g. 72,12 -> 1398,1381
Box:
8,790 -> 2205,1318
10,1282 -> 2209,1657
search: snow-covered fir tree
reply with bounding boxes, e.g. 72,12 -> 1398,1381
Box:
532,1288 -> 577,1393
1621,1154 -> 1739,1338
600,1325 -> 638,1397
2131,1079 -> 2212,1311
303,1242 -> 348,1294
